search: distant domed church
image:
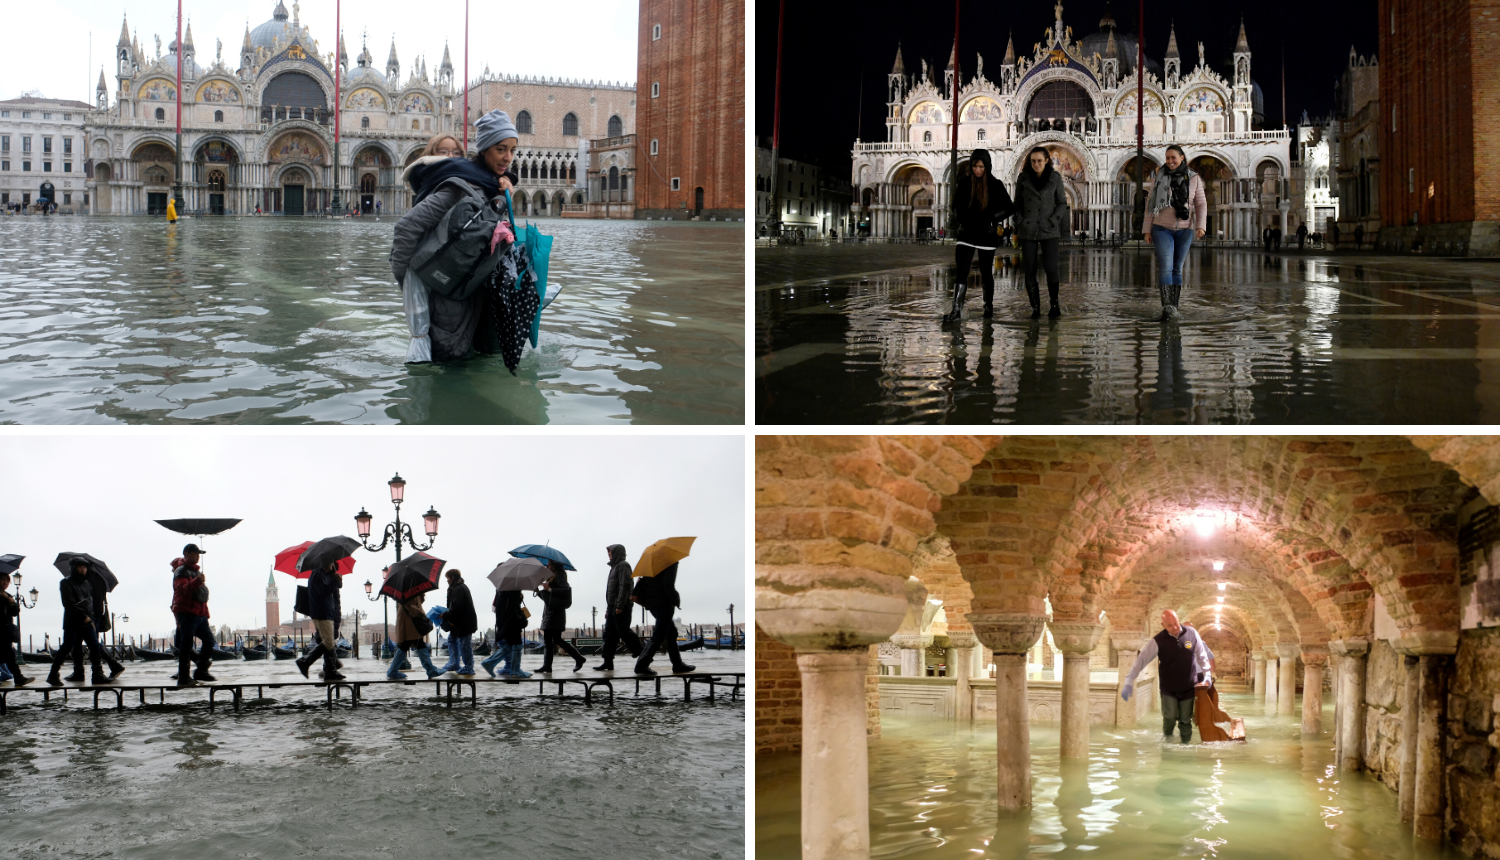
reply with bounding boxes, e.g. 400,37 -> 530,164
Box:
853,2 -> 1292,242
87,1 -> 460,216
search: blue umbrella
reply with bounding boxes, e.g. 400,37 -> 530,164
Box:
508,545 -> 575,571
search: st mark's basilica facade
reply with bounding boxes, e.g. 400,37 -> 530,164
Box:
854,2 -> 1293,242
89,1 -> 463,216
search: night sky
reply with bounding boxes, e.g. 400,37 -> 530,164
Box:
755,0 -> 1379,176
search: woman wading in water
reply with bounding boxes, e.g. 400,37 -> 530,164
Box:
1012,147 -> 1069,318
1143,144 -> 1207,321
389,113 -> 519,363
942,149 -> 1014,322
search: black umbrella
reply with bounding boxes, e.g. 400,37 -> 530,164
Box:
52,552 -> 119,593
298,536 -> 361,572
0,554 -> 23,575
380,552 -> 446,601
155,518 -> 243,536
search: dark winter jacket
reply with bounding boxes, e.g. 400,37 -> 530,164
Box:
537,569 -> 571,632
307,567 -> 343,622
1013,164 -> 1069,241
59,572 -> 93,632
493,590 -> 526,644
953,150 -> 1015,248
443,579 -> 479,638
170,558 -> 209,618
1,592 -> 17,644
605,544 -> 634,614
636,562 -> 682,614
390,156 -> 520,286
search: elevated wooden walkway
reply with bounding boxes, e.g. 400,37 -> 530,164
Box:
0,669 -> 744,713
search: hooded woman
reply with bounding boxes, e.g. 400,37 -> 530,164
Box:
534,562 -> 586,673
389,114 -> 521,363
1013,147 -> 1070,318
942,149 -> 1015,322
1143,144 -> 1208,320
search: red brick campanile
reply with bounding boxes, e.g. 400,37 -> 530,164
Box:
1379,0 -> 1500,254
635,0 -> 745,220
266,571 -> 280,634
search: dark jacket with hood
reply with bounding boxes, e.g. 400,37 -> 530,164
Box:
605,544 -> 634,614
2,591 -> 19,644
537,569 -> 572,632
493,590 -> 526,644
170,558 -> 209,618
443,578 -> 479,638
59,571 -> 93,632
307,567 -> 343,622
1013,162 -> 1070,241
954,149 -> 1015,248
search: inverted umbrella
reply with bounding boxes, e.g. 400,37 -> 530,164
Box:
274,542 -> 356,580
155,518 -> 243,536
488,557 -> 551,592
508,544 -> 575,571
633,537 -> 697,578
52,552 -> 120,592
381,552 -> 446,601
0,554 -> 23,575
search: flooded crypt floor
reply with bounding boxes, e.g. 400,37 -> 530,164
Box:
756,694 -> 1461,860
755,246 -> 1500,423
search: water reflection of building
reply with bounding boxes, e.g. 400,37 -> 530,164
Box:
852,2 -> 1291,243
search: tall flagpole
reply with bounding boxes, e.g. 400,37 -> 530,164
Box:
1133,0 -> 1145,236
463,0 -> 470,152
948,0 -> 959,239
768,0 -> 784,238
332,0 -> 342,215
173,0 -> 184,212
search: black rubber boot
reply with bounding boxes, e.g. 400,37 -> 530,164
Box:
634,641 -> 661,676
1159,285 -> 1179,321
942,282 -> 968,323
65,647 -> 84,683
1169,284 -> 1183,309
176,656 -> 195,687
106,657 -> 125,681
1048,284 -> 1062,318
193,667 -> 216,682
320,648 -> 344,681
295,644 -> 323,679
981,282 -> 995,318
1026,283 -> 1041,319
46,650 -> 65,687
90,659 -> 108,686
666,640 -> 695,674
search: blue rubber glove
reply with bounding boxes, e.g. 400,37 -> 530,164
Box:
1121,684 -> 1133,702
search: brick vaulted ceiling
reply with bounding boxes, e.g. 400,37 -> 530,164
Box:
756,436 -> 1489,649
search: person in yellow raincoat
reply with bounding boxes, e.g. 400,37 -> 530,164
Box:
166,198 -> 177,222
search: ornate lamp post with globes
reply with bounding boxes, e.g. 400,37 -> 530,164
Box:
11,572 -> 38,653
354,473 -> 441,659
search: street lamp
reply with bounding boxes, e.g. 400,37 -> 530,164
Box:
355,472 -> 441,661
12,572 -> 37,653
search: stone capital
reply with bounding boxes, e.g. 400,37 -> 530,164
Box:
1263,648 -> 1281,660
1327,639 -> 1371,658
1251,652 -> 1267,663
1047,621 -> 1105,655
794,649 -> 869,676
891,633 -> 927,650
968,613 -> 1047,655
1110,637 -> 1146,653
1300,644 -> 1330,666
1391,631 -> 1458,657
755,564 -> 907,651
947,630 -> 979,650
1275,642 -> 1300,660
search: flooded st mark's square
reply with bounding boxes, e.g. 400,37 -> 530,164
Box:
0,217 -> 744,424
755,245 -> 1500,424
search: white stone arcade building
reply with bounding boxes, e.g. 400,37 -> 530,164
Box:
851,2 -> 1294,243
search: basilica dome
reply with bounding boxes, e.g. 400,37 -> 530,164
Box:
249,1 -> 306,52
1078,8 -> 1160,77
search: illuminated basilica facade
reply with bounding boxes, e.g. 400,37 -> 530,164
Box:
852,2 -> 1294,242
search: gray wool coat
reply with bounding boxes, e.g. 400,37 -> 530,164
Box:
1012,168 -> 1070,241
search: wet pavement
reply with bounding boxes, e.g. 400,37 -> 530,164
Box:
756,691 -> 1459,860
0,649 -> 744,859
756,245 -> 1500,424
0,217 -> 744,424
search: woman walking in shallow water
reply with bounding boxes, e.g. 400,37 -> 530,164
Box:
1143,144 -> 1207,321
942,149 -> 1014,322
1012,147 -> 1069,319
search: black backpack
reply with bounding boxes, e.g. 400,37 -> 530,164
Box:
632,575 -> 659,607
410,179 -> 508,301
551,584 -> 573,610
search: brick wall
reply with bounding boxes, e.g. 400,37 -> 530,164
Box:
755,623 -> 882,755
1200,629 -> 1248,678
635,0 -> 744,218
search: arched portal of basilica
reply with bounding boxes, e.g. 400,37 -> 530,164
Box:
851,2 -> 1289,243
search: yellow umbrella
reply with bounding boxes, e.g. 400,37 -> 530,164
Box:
634,536 -> 696,578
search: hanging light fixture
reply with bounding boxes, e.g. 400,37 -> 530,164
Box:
1212,560 -> 1225,571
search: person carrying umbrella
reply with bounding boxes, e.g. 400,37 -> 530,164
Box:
535,562 -> 585,674
0,569 -> 31,686
171,544 -> 216,687
296,560 -> 346,681
436,569 -> 478,676
482,556 -> 548,677
633,561 -> 695,677
47,557 -> 122,686
388,590 -> 443,681
596,544 -> 642,671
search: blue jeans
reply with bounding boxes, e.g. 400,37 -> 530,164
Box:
389,643 -> 439,678
440,635 -> 474,674
1152,227 -> 1194,286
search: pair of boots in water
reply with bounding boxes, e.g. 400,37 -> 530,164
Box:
943,281 -> 1061,322
1158,284 -> 1183,321
47,646 -> 125,687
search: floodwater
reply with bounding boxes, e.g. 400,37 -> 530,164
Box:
756,690 -> 1460,860
756,247 -> 1500,423
0,217 -> 744,424
0,649 -> 744,859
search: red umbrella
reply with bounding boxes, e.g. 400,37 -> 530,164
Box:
274,541 -> 356,580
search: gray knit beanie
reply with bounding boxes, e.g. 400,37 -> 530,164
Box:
475,110 -> 519,153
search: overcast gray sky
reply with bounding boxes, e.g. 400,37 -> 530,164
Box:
0,434 -> 744,644
3,0 -> 639,102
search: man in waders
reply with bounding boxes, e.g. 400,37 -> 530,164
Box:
1119,609 -> 1211,743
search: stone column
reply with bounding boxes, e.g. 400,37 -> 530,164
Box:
971,613 -> 1047,810
949,631 -> 977,724
757,568 -> 909,860
1398,654 -> 1419,824
1328,639 -> 1370,772
1276,643 -> 1299,717
1400,632 -> 1457,841
1300,647 -> 1328,736
1112,638 -> 1145,728
1251,653 -> 1266,700
1263,652 -> 1279,715
893,633 -> 926,677
1049,622 -> 1105,760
